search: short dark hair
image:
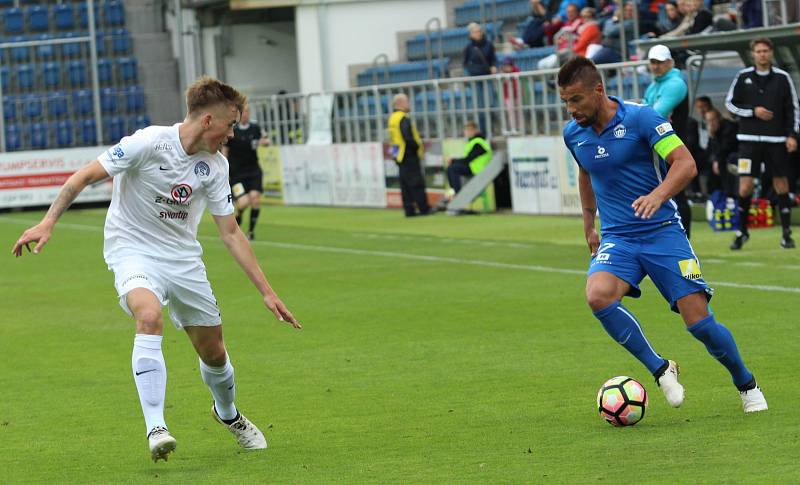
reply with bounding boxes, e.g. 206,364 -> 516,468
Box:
750,37 -> 773,51
185,76 -> 246,115
557,56 -> 602,89
695,95 -> 713,107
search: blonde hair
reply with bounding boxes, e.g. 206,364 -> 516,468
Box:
185,76 -> 246,115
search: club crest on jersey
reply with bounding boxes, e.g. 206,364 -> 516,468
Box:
171,184 -> 193,204
112,145 -> 124,158
194,161 -> 210,177
613,124 -> 626,138
595,145 -> 609,159
655,122 -> 673,135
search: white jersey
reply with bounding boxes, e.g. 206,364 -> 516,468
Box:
98,124 -> 234,264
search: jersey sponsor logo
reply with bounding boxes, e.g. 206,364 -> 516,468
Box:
737,158 -> 752,174
655,122 -> 673,136
154,142 -> 173,151
744,78 -> 753,84
595,145 -> 609,159
678,258 -> 702,280
613,124 -> 626,138
154,195 -> 190,207
171,184 -> 193,204
194,161 -> 210,177
159,210 -> 188,220
227,193 -> 233,203
577,139 -> 589,147
112,145 -> 124,158
121,273 -> 148,286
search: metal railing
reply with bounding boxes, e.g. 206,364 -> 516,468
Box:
424,17 -> 444,79
250,60 -> 650,146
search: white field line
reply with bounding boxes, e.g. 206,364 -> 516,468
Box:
3,216 -> 799,294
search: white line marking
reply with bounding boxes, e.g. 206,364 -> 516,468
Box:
3,216 -> 799,294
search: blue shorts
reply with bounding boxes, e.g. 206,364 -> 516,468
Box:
587,224 -> 713,312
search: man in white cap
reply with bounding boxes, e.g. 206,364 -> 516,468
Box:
642,44 -> 693,237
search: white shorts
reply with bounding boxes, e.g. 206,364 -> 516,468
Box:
109,254 -> 221,330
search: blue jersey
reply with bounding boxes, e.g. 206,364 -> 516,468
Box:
563,97 -> 681,236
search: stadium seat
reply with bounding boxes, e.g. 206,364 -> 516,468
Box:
53,120 -> 74,147
46,92 -> 68,118
95,31 -> 107,56
55,3 -> 75,30
111,28 -> 131,54
68,60 -> 88,87
43,62 -> 62,89
11,36 -> 30,62
118,57 -> 138,83
14,64 -> 34,91
27,5 -> 49,32
35,34 -> 56,60
72,89 -> 93,115
104,0 -> 125,26
131,114 -> 150,132
124,85 -> 145,113
0,0 -> 14,6
101,87 -> 118,114
80,118 -> 97,145
4,8 -> 23,35
22,94 -> 43,119
79,2 -> 101,29
61,32 -> 84,58
97,58 -> 113,85
3,95 -> 17,121
104,115 -> 126,144
0,66 -> 9,91
30,122 -> 48,150
5,124 -> 21,151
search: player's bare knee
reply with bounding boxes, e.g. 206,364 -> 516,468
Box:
586,288 -> 615,312
200,345 -> 227,367
135,309 -> 163,334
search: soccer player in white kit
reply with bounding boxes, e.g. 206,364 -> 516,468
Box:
12,76 -> 301,462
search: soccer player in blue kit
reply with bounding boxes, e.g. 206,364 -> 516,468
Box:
558,57 -> 768,413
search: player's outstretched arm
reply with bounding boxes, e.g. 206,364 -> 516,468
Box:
578,168 -> 600,256
632,144 -> 697,219
212,213 -> 301,329
12,160 -> 109,257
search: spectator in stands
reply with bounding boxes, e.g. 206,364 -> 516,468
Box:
445,120 -> 493,196
645,0 -> 683,37
544,2 -> 584,45
662,0 -> 712,37
706,108 -> 739,196
740,0 -> 763,28
587,2 -> 636,65
387,93 -> 433,217
726,38 -> 798,250
509,0 -> 559,49
686,95 -> 713,199
537,7 -> 600,70
463,22 -> 497,134
500,57 -> 522,134
643,44 -> 694,237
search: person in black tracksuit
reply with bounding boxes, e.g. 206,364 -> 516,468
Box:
725,37 -> 799,249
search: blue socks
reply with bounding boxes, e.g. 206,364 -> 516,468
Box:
687,314 -> 753,388
593,301 -> 667,374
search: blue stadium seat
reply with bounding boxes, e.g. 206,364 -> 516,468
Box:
55,3 -> 75,30
68,60 -> 88,87
79,2 -> 101,28
30,122 -> 48,150
73,89 -> 93,115
97,58 -> 113,85
131,114 -> 150,132
35,34 -> 56,60
5,124 -> 21,151
4,8 -> 23,35
104,0 -> 125,26
80,118 -> 97,145
27,5 -> 49,32
111,28 -> 131,54
0,0 -> 14,6
47,92 -> 68,118
0,66 -> 9,91
101,87 -> 118,114
3,95 -> 17,121
22,94 -> 43,119
11,36 -> 30,62
43,62 -> 61,89
61,32 -> 83,58
124,85 -> 145,112
118,57 -> 137,83
53,120 -> 74,147
104,115 -> 126,144
14,64 -> 34,91
95,31 -> 106,56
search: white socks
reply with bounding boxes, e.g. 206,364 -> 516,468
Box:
132,334 -> 167,434
199,355 -> 238,421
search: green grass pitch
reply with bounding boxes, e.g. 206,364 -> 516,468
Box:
1,206 -> 798,483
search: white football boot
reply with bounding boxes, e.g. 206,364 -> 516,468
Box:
740,385 -> 768,413
212,406 -> 268,449
147,426 -> 177,462
656,360 -> 685,407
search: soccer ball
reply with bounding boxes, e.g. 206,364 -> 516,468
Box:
597,376 -> 648,426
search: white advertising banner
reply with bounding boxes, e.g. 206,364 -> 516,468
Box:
0,146 -> 112,209
306,93 -> 334,145
558,147 -> 581,215
280,143 -> 386,207
508,136 -> 562,214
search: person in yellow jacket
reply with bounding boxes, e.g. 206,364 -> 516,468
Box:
388,93 -> 432,217
446,120 -> 492,194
